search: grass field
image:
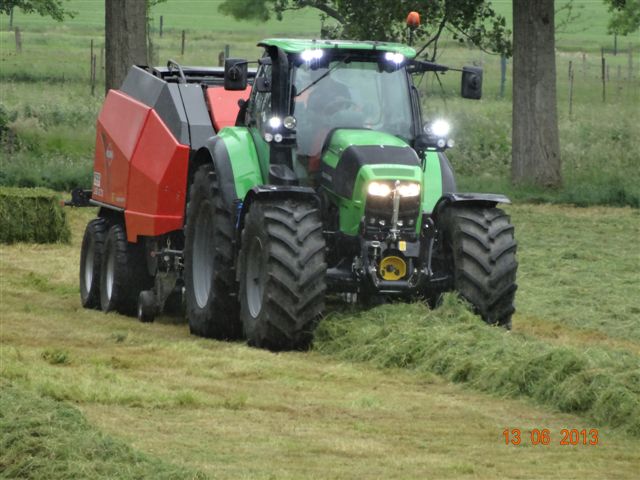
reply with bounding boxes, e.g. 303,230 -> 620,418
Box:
1,2 -> 640,477
1,205 -> 639,478
1,1 -> 639,204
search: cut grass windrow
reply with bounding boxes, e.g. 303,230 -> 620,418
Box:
314,295 -> 640,438
0,382 -> 206,480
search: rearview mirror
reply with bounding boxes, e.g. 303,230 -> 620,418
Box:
461,66 -> 482,100
224,58 -> 248,90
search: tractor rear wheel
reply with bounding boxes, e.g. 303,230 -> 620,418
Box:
239,199 -> 326,351
184,164 -> 241,339
100,223 -> 152,314
80,218 -> 107,309
443,206 -> 518,328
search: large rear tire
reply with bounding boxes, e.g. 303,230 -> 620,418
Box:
239,199 -> 326,351
184,164 -> 242,339
80,218 -> 107,309
100,223 -> 152,315
443,206 -> 518,328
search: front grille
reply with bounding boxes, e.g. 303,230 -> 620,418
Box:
364,194 -> 420,235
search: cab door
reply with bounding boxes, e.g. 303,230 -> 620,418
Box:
245,62 -> 272,182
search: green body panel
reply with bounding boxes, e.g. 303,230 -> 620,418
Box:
217,127 -> 264,200
321,129 -> 423,235
258,38 -> 416,59
421,151 -> 443,214
322,129 -> 411,169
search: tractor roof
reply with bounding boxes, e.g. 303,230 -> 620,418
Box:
258,38 -> 416,59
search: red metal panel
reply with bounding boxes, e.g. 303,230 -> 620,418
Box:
125,109 -> 190,242
92,90 -> 150,208
206,86 -> 252,131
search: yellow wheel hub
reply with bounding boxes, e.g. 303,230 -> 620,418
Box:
379,256 -> 407,281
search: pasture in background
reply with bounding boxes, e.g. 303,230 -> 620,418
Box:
1,0 -> 639,206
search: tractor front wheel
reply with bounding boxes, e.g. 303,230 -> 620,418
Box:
184,164 -> 242,339
443,206 -> 518,328
239,199 -> 326,351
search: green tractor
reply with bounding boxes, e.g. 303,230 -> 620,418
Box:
184,38 -> 518,350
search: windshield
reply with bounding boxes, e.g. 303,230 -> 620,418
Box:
292,61 -> 414,160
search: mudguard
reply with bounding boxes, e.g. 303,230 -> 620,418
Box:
192,127 -> 263,211
431,192 -> 511,221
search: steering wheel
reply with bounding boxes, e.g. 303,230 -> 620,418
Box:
323,98 -> 359,116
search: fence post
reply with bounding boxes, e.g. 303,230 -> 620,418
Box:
601,49 -> 606,103
569,61 -> 574,118
14,27 -> 22,53
9,7 -> 14,29
628,44 -> 633,80
614,34 -> 617,56
159,15 -> 163,38
91,54 -> 97,96
500,55 -> 507,98
90,39 -> 94,79
224,44 -> 230,59
181,30 -> 186,56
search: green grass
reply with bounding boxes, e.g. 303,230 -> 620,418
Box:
0,382 -> 206,479
315,296 -> 640,437
1,205 -> 639,478
1,1 -> 639,204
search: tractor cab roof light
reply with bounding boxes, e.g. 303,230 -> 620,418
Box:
301,49 -> 324,62
384,52 -> 405,64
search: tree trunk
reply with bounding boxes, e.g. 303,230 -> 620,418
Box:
512,0 -> 562,188
105,0 -> 148,94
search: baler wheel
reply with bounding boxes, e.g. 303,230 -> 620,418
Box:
137,290 -> 157,323
239,199 -> 326,351
80,218 -> 107,309
184,164 -> 242,339
442,206 -> 518,328
100,223 -> 153,315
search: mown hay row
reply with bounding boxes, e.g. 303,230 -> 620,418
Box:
0,187 -> 70,244
0,383 -> 206,479
315,295 -> 640,437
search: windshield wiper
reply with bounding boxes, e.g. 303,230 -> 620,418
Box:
295,56 -> 350,98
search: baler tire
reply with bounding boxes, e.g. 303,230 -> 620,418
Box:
239,199 -> 326,351
443,206 -> 518,328
184,164 -> 242,340
80,218 -> 107,309
137,290 -> 157,323
100,223 -> 153,315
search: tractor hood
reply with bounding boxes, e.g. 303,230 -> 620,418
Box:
321,129 -> 422,199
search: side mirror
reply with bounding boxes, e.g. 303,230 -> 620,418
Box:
461,66 -> 483,100
224,58 -> 248,90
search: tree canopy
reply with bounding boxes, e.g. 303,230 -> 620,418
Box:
0,0 -> 74,21
218,0 -> 511,59
604,0 -> 640,35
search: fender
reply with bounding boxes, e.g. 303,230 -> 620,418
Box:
191,127 -> 263,212
431,192 -> 511,222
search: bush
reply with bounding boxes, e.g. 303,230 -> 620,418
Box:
0,187 -> 70,244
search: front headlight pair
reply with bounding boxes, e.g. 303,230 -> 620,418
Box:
368,182 -> 420,198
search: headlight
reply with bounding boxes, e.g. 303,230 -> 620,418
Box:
397,183 -> 420,197
368,182 -> 392,197
268,116 -> 282,129
384,52 -> 405,64
368,182 -> 420,197
430,119 -> 451,137
301,49 -> 324,62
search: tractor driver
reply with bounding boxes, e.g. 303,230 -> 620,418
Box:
294,67 -> 365,179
